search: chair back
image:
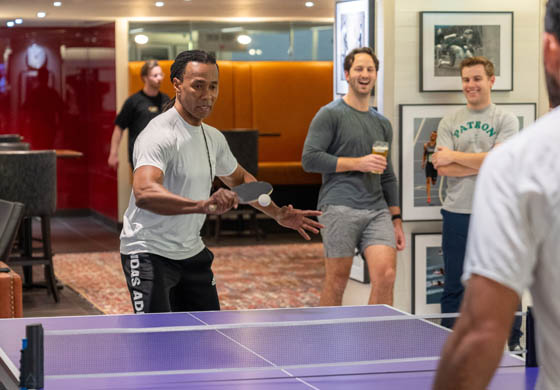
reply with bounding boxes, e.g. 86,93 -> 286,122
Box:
0,134 -> 23,143
0,142 -> 30,151
0,150 -> 57,217
0,199 -> 25,262
221,129 -> 259,177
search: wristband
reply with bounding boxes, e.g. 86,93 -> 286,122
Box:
391,214 -> 402,221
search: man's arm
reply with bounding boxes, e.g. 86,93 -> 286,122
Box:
433,274 -> 519,390
437,163 -> 478,177
388,206 -> 405,251
108,125 -> 124,170
336,155 -> 387,173
432,145 -> 488,172
133,165 -> 238,215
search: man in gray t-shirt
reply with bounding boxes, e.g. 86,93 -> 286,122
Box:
302,47 -> 405,307
432,56 -> 518,334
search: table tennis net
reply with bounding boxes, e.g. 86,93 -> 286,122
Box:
31,313 -> 525,381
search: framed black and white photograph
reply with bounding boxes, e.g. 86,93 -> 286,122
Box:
412,233 -> 444,315
399,103 -> 536,221
420,11 -> 513,92
334,0 -> 374,96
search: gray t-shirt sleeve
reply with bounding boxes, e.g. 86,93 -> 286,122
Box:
301,106 -> 339,173
495,110 -> 519,144
436,115 -> 454,150
133,124 -> 174,173
379,119 -> 399,207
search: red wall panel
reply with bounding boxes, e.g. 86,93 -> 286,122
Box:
0,24 -> 118,221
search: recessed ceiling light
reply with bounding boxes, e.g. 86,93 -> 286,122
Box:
134,34 -> 149,44
184,0 -> 192,2
37,11 -> 47,18
15,18 -> 23,24
256,49 -> 262,55
237,34 -> 252,45
6,21 -> 15,27
305,1 -> 314,7
53,1 -> 62,6
248,49 -> 256,56
155,1 -> 164,6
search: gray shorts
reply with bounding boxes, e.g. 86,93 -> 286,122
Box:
318,205 -> 396,258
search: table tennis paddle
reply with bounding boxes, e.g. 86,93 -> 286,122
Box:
208,181 -> 273,212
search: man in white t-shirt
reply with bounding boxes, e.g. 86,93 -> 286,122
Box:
433,1 -> 560,389
119,50 -> 323,314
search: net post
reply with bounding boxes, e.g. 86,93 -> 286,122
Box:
526,306 -> 538,367
19,324 -> 44,390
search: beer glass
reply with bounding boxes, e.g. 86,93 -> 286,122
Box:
371,141 -> 389,174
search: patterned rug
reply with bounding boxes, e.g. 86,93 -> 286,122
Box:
53,243 -> 325,314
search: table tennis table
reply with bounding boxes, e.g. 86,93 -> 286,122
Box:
0,305 -> 538,389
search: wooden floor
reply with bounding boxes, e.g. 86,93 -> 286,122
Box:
17,215 -> 319,318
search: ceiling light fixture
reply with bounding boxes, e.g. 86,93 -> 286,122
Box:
6,21 -> 15,27
134,34 -> 149,45
53,1 -> 62,6
155,1 -> 164,6
37,11 -> 47,18
305,1 -> 314,7
15,18 -> 23,24
237,34 -> 252,45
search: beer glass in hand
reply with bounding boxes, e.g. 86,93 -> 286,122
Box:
371,141 -> 389,174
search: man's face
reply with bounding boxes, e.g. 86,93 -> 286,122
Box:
345,53 -> 377,96
174,62 -> 219,124
461,64 -> 494,109
143,66 -> 164,90
430,131 -> 437,142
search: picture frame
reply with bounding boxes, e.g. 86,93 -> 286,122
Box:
399,103 -> 536,221
334,0 -> 375,96
420,11 -> 514,92
412,233 -> 444,315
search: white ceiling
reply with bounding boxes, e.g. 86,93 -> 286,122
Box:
1,0 -> 334,25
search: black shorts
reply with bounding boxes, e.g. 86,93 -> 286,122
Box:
425,162 -> 438,180
121,247 -> 219,314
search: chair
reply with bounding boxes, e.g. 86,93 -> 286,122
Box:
0,150 -> 59,302
213,129 -> 261,240
0,142 -> 30,151
0,134 -> 23,143
0,199 -> 25,263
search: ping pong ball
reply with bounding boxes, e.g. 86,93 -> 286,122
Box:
258,194 -> 271,207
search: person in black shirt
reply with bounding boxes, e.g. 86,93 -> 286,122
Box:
108,60 -> 170,169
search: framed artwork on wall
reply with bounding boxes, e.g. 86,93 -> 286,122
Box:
420,11 -> 514,92
412,233 -> 444,315
399,103 -> 536,221
334,0 -> 375,96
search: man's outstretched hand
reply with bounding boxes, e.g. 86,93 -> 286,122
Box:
275,205 -> 324,240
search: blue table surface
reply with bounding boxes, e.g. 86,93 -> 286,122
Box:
0,305 -> 538,390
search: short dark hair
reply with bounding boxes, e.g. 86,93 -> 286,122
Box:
343,47 -> 379,73
460,56 -> 494,78
140,60 -> 159,78
546,0 -> 560,41
169,50 -> 219,83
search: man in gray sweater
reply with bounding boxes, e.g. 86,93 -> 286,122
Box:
302,47 -> 405,306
